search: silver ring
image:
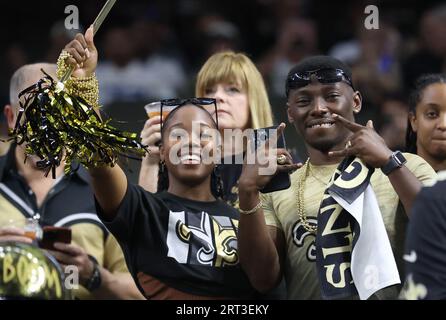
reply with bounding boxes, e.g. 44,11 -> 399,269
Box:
277,154 -> 287,165
345,140 -> 352,149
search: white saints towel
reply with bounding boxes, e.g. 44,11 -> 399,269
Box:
330,185 -> 400,300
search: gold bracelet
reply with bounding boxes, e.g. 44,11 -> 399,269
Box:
68,76 -> 99,108
239,200 -> 262,215
56,50 -> 100,108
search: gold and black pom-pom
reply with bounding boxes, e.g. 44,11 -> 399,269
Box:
10,70 -> 147,178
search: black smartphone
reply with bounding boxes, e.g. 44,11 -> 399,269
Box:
38,226 -> 72,250
252,126 -> 291,193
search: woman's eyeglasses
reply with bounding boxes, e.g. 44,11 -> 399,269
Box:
160,97 -> 219,132
286,68 -> 354,94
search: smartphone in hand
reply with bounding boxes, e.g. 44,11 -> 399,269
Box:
38,226 -> 72,250
252,126 -> 291,193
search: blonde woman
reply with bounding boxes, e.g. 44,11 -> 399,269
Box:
139,51 -> 274,208
196,51 -> 273,131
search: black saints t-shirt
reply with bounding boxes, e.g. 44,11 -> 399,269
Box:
400,179 -> 446,300
96,182 -> 255,298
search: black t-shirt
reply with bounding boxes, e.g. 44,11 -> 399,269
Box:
96,183 -> 255,298
401,179 -> 446,300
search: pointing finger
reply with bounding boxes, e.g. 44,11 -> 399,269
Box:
266,123 -> 285,145
85,25 -> 96,51
333,114 -> 364,132
276,123 -> 286,140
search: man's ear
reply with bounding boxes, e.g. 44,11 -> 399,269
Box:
409,111 -> 417,132
4,104 -> 16,130
352,91 -> 362,114
286,102 -> 294,123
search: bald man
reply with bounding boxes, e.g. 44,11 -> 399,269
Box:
0,63 -> 144,300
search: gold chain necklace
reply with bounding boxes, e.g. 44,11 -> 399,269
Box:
297,158 -> 318,234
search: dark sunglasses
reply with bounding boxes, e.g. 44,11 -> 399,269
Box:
160,97 -> 219,132
286,68 -> 354,93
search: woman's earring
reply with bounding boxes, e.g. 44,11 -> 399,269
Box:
160,160 -> 166,173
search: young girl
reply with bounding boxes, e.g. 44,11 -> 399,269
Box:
62,28 -> 256,299
138,51 -> 275,208
406,74 -> 446,172
98,102 -> 255,299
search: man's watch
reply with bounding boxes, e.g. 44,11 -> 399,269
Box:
381,151 -> 407,176
85,255 -> 102,292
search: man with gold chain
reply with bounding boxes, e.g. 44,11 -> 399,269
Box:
237,56 -> 437,299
